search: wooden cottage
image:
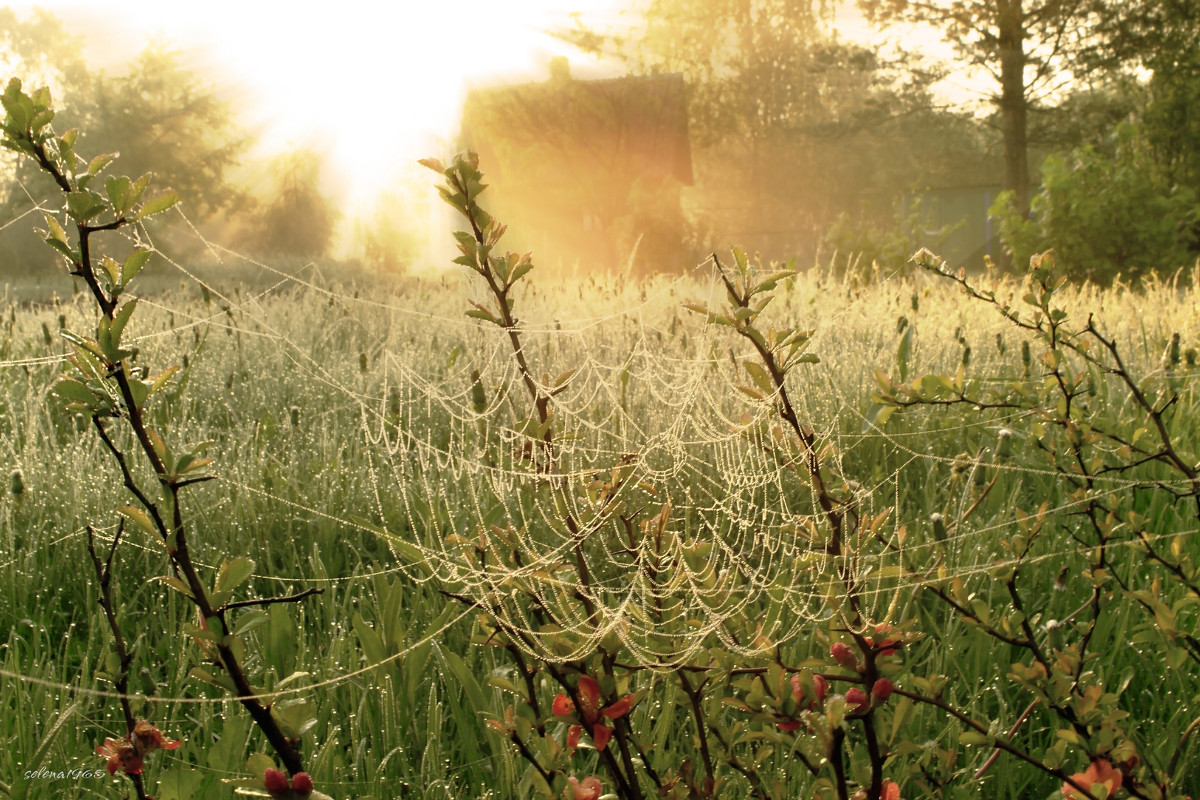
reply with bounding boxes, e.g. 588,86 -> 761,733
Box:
459,60 -> 694,273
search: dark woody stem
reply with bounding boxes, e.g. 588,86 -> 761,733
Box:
86,523 -> 152,800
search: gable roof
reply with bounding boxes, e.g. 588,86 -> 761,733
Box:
460,71 -> 693,189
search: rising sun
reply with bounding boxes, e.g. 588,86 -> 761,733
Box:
6,0 -> 628,207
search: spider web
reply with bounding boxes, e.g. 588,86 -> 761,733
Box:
0,194 -> 1196,731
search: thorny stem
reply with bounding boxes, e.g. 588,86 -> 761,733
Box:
149,394 -> 307,775
974,699 -> 1038,779
861,713 -> 883,800
445,162 -> 667,797
919,255 -> 1199,518
924,481 -> 1094,747
29,137 -> 72,193
1074,513 -> 1108,684
1112,581 -> 1200,666
1083,317 -> 1200,513
707,723 -> 770,800
919,578 -> 1041,651
565,516 -> 598,621
1004,576 -> 1047,667
509,730 -> 557,787
441,588 -> 541,652
454,170 -> 609,634
75,224 -> 123,315
597,739 -> 638,800
948,470 -> 998,528
619,718 -> 662,792
505,645 -> 544,729
92,421 -> 169,542
85,524 -> 135,732
913,256 -> 1186,796
598,650 -> 647,800
1140,529 -> 1200,596
508,546 -> 554,628
454,170 -> 553,454
609,721 -> 645,800
450,586 -> 643,794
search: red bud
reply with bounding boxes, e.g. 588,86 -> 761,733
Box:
845,687 -> 869,712
830,642 -> 858,670
872,678 -> 894,702
291,772 -> 314,797
263,768 -> 289,798
812,674 -> 828,705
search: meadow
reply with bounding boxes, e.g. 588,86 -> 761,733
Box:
2,230 -> 1198,799
0,83 -> 1197,800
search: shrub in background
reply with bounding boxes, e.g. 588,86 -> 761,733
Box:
821,195 -> 958,280
993,122 -> 1198,283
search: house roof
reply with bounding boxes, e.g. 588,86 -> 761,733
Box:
460,70 -> 693,188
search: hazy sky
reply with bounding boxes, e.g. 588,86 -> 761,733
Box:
5,1 -> 941,219
7,0 -> 631,208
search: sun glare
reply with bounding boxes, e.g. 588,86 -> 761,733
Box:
8,0 -> 628,207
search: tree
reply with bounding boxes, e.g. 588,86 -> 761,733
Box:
0,7 -> 89,100
1,12 -> 250,272
459,63 -> 696,272
1029,74 -> 1144,155
355,189 -> 424,273
243,149 -> 339,258
1089,0 -> 1200,191
3,31 -> 248,219
858,0 -> 1099,221
992,122 -> 1198,283
559,0 -> 990,263
1,8 -> 94,270
603,0 -> 832,143
591,0 -> 860,227
78,43 -> 250,220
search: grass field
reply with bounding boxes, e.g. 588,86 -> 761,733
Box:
1,251 -> 1198,799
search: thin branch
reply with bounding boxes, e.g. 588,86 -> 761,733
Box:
86,523 -> 152,800
974,699 -> 1038,779
220,587 -> 325,612
894,687 -> 1095,798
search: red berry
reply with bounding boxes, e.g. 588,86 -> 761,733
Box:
291,772 -> 314,797
263,768 -> 289,798
845,687 -> 869,712
872,678 -> 894,703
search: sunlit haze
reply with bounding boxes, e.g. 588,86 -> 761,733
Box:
7,0 -> 630,209
5,0 -> 974,270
